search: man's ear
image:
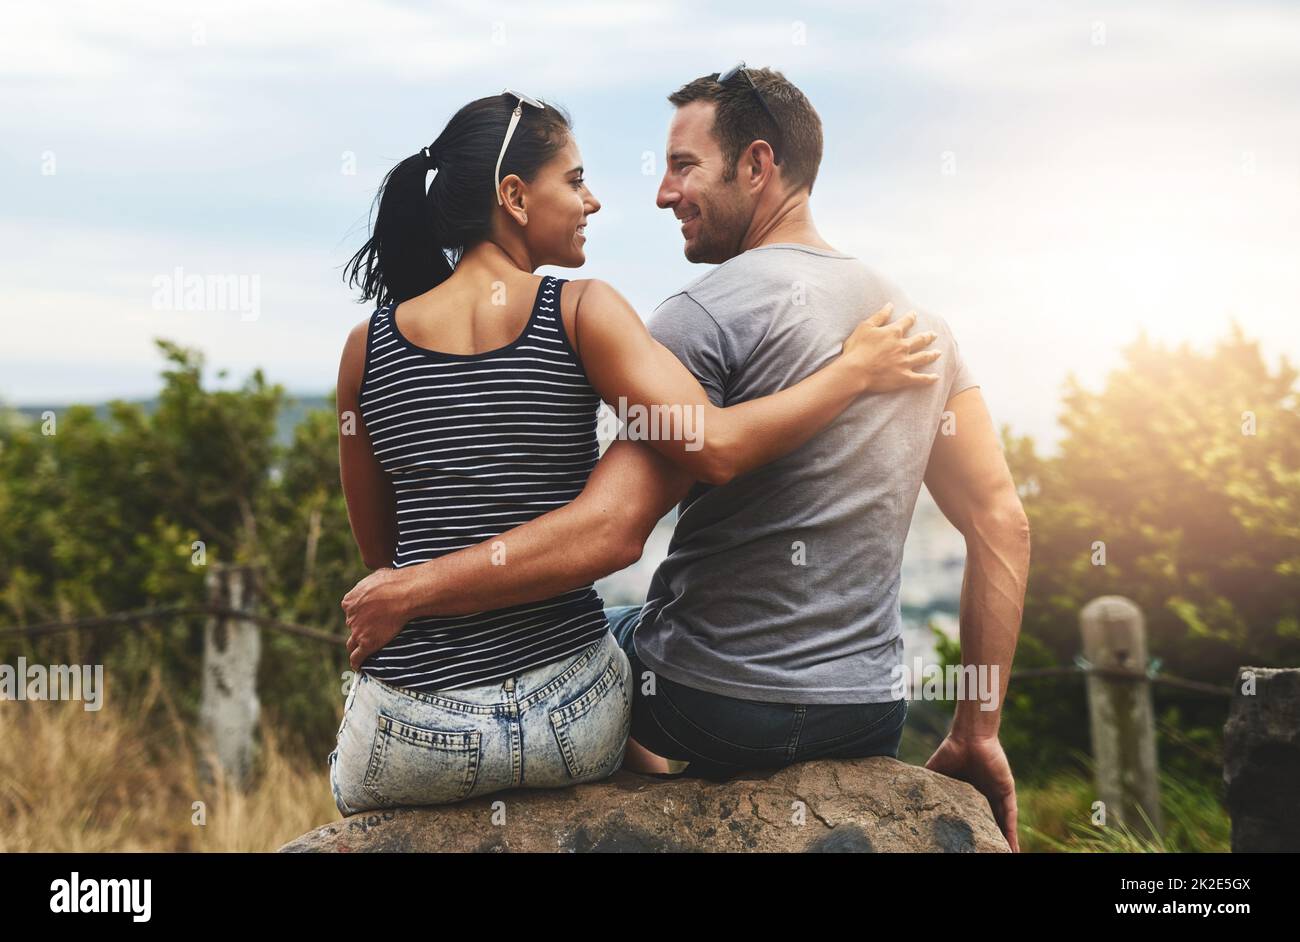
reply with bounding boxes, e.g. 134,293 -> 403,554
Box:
499,174 -> 528,226
743,140 -> 779,191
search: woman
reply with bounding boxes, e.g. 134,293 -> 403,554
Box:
328,92 -> 940,816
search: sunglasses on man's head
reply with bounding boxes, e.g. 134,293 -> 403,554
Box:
495,88 -> 546,206
717,61 -> 784,166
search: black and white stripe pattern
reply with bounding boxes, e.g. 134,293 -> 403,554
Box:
357,275 -> 609,691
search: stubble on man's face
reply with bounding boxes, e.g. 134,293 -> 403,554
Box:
685,175 -> 750,265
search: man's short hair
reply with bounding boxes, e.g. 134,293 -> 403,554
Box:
667,66 -> 823,194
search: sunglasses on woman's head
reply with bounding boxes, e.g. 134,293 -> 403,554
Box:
717,61 -> 784,166
495,89 -> 546,206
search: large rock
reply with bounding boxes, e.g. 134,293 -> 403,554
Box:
280,757 -> 1009,853
1224,667 -> 1300,852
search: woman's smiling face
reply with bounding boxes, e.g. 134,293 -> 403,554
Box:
515,133 -> 601,268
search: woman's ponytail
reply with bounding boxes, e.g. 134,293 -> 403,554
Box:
344,150 -> 451,308
344,94 -> 574,308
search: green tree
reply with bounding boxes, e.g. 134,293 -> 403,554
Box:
988,323 -> 1300,781
0,340 -> 360,753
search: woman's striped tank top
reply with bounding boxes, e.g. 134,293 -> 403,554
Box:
356,274 -> 609,692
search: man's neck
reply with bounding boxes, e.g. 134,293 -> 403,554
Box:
740,192 -> 836,254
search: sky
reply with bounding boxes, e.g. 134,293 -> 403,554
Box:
2,0 -> 1297,449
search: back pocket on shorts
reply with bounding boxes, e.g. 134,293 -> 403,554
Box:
549,658 -> 630,780
363,711 -> 481,807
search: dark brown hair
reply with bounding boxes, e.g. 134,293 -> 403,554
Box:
667,67 -> 823,194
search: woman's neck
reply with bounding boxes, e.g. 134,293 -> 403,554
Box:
454,240 -> 534,285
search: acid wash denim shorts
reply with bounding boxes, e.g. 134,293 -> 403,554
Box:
328,629 -> 632,816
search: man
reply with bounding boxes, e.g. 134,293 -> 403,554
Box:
342,67 -> 1031,850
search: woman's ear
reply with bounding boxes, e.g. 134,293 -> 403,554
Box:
499,174 -> 528,226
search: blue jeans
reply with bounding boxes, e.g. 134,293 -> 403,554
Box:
328,629 -> 632,815
605,604 -> 908,781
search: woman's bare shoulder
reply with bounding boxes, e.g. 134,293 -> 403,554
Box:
564,278 -> 646,351
567,278 -> 640,319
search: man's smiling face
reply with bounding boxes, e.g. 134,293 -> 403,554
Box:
656,101 -> 752,264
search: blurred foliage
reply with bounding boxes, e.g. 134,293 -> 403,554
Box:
1016,765 -> 1231,853
937,322 -> 1300,783
0,340 -> 361,755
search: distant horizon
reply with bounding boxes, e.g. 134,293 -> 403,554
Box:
3,315 -> 1282,456
3,388 -> 336,410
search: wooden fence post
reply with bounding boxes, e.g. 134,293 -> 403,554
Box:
198,564 -> 261,789
1080,595 -> 1164,839
1224,667 -> 1300,852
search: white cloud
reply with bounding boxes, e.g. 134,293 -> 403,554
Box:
2,0 -> 1298,449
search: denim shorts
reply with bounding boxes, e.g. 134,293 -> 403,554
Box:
328,628 -> 632,816
604,604 -> 909,781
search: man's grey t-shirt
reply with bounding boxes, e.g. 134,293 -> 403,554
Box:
632,243 -> 979,704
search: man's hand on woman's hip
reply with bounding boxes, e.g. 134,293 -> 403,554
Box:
342,566 -> 412,672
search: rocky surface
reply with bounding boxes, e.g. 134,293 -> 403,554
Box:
280,756 -> 1009,853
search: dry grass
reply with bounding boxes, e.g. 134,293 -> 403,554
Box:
0,666 -> 339,852
1,666 -> 1232,852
